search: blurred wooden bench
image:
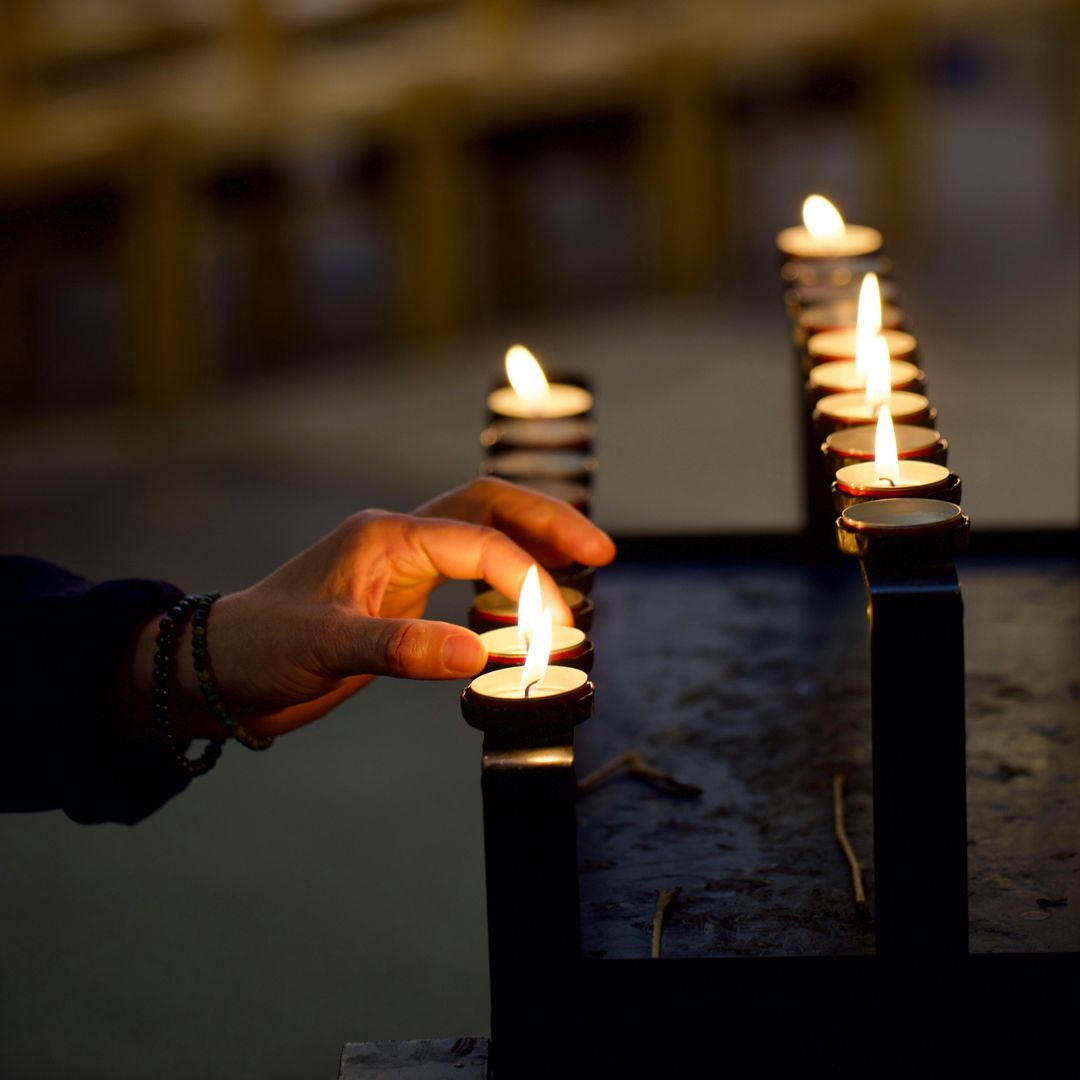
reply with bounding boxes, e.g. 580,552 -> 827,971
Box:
1,0 -> 1072,410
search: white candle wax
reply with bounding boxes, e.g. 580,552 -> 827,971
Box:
469,665 -> 589,700
807,327 -> 917,364
479,625 -> 586,660
474,586 -> 584,622
776,224 -> 883,260
817,390 -> 929,425
487,383 -> 594,420
835,460 -> 951,496
809,359 -> 921,394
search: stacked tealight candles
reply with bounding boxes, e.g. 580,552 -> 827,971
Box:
480,344 -> 597,517
470,342 -> 602,696
776,194 -> 967,547
479,345 -> 600,600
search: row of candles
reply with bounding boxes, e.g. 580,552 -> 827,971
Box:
779,194 -> 968,542
460,192 -> 972,717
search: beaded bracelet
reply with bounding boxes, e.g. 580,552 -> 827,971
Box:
153,595 -> 225,776
191,593 -> 274,752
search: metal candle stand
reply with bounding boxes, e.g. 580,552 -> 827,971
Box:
460,691 -> 592,1079
465,379 -> 595,1076
836,512 -> 971,958
341,320 -> 1065,1080
788,249 -> 971,955
468,340 -> 975,1067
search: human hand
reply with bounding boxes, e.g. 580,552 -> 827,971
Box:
129,479 -> 615,741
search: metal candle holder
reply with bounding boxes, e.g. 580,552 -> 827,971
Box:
460,682 -> 593,1078
836,499 -> 971,958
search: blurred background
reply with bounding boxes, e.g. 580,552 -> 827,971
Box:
0,2 -> 1077,1078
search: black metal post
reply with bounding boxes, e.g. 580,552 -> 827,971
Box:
864,561 -> 968,958
477,728 -> 585,1078
801,388 -> 836,541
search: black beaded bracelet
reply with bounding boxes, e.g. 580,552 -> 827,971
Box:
191,593 -> 274,752
153,595 -> 225,776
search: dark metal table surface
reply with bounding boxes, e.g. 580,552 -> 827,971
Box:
576,536 -> 1080,960
341,534 -> 1079,1078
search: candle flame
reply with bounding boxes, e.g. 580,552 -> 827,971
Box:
505,345 -> 550,411
854,273 -> 882,380
802,195 -> 845,240
864,334 -> 892,413
520,608 -> 552,693
516,565 -> 542,648
874,405 -> 900,484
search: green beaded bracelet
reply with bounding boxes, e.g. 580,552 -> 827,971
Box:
191,593 -> 274,752
153,595 -> 224,776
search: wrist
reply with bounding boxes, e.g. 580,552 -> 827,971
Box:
131,612 -> 222,742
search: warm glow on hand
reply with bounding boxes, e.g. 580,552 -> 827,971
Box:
802,195 -> 845,240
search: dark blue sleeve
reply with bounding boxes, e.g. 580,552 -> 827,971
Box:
0,556 -> 195,824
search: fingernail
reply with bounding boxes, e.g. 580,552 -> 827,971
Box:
443,634 -> 485,675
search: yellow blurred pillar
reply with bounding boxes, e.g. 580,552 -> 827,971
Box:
123,127 -> 204,409
859,11 -> 926,257
638,51 -> 727,294
391,86 -> 475,343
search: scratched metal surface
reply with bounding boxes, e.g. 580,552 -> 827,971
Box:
577,552 -> 1080,960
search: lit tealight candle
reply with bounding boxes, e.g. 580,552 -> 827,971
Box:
816,388 -> 931,428
486,345 -> 594,420
815,336 -> 931,430
807,280 -> 922,394
461,596 -> 594,737
478,566 -> 592,674
470,582 -> 593,634
832,406 -> 959,508
807,326 -> 917,366
776,195 -> 884,260
822,423 -> 948,472
809,358 -> 922,395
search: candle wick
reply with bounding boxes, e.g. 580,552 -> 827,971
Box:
523,678 -> 540,699
878,477 -> 896,487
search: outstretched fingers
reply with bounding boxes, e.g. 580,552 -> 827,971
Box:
481,479 -> 616,567
410,517 -> 574,624
418,478 -> 616,569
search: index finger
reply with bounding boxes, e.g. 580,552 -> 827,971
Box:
406,517 -> 574,625
479,478 -> 617,567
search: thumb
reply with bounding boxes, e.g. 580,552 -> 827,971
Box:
332,615 -> 488,680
